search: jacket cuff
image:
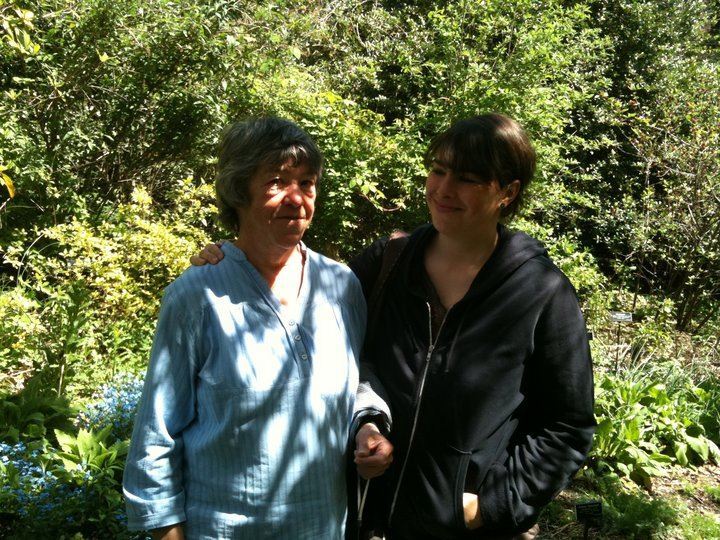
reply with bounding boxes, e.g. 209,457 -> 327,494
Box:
351,409 -> 391,439
477,463 -> 513,531
124,489 -> 187,531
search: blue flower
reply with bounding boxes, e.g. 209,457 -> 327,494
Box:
76,372 -> 143,441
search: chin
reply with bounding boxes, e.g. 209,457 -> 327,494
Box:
430,214 -> 458,234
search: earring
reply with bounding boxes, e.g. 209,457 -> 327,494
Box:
499,202 -> 506,210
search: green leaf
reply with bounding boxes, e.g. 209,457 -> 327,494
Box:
675,442 -> 689,466
25,423 -> 46,438
77,429 -> 94,458
686,435 -> 709,462
54,429 -> 76,453
1,171 -> 15,198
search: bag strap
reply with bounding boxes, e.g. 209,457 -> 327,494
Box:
367,232 -> 409,319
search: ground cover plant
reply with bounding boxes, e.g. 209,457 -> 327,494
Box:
2,0 -> 719,537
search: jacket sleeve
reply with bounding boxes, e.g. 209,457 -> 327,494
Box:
348,238 -> 393,436
122,284 -> 203,531
478,276 -> 596,531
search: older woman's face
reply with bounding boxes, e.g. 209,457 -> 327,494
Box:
237,159 -> 318,251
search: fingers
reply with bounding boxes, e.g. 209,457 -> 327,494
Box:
462,492 -> 482,529
205,243 -> 224,261
355,431 -> 394,479
355,452 -> 393,480
190,242 -> 225,266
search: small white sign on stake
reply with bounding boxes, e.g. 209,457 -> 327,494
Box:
609,311 -> 633,323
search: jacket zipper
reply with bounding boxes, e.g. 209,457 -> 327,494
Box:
388,302 -> 448,524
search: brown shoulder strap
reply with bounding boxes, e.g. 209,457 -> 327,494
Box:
367,231 -> 409,323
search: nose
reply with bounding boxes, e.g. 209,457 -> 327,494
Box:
282,183 -> 303,207
433,172 -> 456,198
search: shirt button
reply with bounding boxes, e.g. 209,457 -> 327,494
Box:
288,320 -> 296,326
301,354 -> 308,360
294,335 -> 301,341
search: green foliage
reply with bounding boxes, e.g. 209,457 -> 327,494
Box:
0,375 -> 143,539
592,369 -> 720,486
1,181 -> 214,396
0,378 -> 74,446
678,511 -> 720,540
0,0 -> 719,535
52,426 -> 128,482
624,59 -> 720,333
703,484 -> 720,505
600,479 -> 678,539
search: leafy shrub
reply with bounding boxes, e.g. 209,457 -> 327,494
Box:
591,369 -> 720,487
0,373 -> 150,538
0,379 -> 75,446
600,480 -> 678,539
0,428 -> 135,539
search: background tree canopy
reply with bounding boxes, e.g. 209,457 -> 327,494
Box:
1,0 -> 719,537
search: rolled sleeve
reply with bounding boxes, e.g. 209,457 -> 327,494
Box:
123,284 -> 203,532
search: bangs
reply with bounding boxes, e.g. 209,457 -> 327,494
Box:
425,119 -> 514,185
261,143 -> 323,178
429,140 -> 493,183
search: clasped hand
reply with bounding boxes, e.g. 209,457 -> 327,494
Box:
354,423 -> 394,479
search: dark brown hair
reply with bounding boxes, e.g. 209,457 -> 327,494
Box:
216,117 -> 323,232
424,113 -> 536,218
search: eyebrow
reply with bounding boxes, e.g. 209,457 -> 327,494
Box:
431,158 -> 452,168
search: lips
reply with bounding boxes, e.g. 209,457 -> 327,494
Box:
430,198 -> 461,212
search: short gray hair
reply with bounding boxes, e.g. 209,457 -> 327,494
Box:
215,117 -> 323,232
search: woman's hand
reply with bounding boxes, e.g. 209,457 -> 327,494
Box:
354,422 -> 394,479
189,242 -> 225,266
463,492 -> 483,530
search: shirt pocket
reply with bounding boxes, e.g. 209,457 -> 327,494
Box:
199,301 -> 304,392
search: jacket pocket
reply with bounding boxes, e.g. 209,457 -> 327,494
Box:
397,444 -> 472,538
454,451 -> 472,530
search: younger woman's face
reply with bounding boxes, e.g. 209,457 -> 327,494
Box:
425,158 -> 513,239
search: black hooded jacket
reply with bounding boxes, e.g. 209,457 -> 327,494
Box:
349,224 -> 596,539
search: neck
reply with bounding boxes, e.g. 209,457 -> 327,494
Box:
233,236 -> 302,286
433,224 -> 499,268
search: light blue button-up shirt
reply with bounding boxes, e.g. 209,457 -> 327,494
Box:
123,243 -> 366,539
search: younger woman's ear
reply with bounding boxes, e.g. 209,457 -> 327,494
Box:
503,180 -> 521,206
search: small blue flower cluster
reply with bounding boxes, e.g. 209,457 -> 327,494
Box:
76,372 -> 144,442
0,441 -> 80,518
1,373 -> 145,537
1,439 -> 130,534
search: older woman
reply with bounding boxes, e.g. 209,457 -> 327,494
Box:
194,113 -> 595,539
123,117 -> 369,539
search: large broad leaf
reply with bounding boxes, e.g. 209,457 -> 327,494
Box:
686,435 -> 709,462
708,440 -> 720,461
54,429 -> 78,454
24,423 -> 46,439
76,429 -> 96,459
675,442 -> 689,466
22,412 -> 45,425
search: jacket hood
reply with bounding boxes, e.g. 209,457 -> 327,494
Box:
402,223 -> 549,306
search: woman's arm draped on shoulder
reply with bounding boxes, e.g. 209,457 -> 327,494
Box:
477,277 -> 596,531
123,285 -> 204,532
